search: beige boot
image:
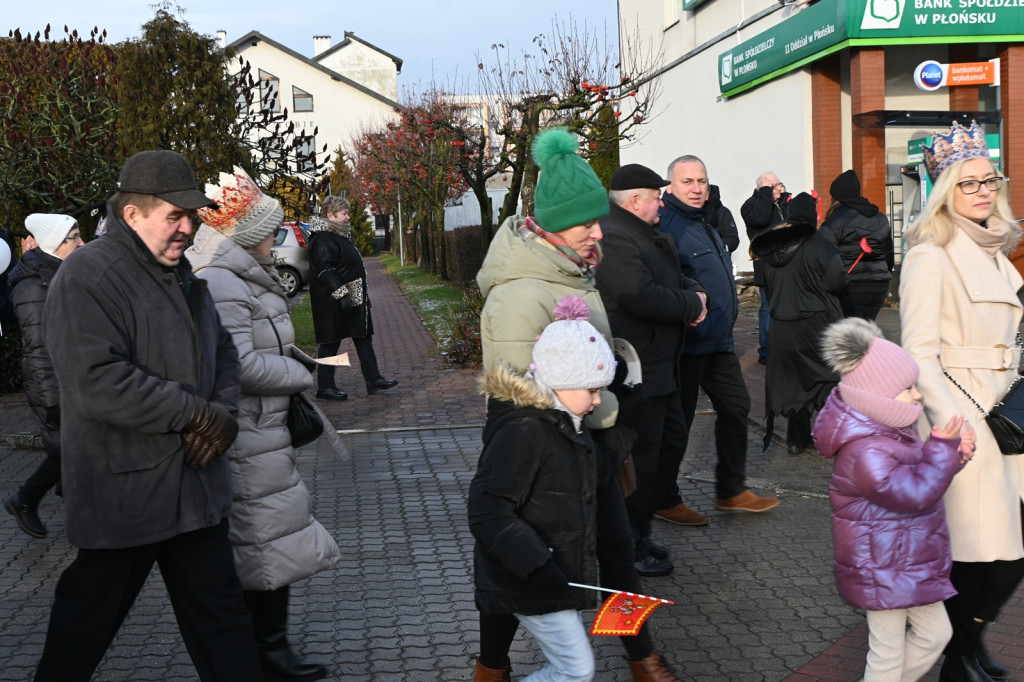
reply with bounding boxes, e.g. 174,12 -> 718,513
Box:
628,652 -> 681,682
474,659 -> 512,682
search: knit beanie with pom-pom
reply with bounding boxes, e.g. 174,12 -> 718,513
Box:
820,317 -> 922,428
530,296 -> 616,390
532,128 -> 610,233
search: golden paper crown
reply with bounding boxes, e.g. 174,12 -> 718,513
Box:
922,121 -> 990,182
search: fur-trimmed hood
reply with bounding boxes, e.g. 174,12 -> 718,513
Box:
479,363 -> 554,411
749,221 -> 817,267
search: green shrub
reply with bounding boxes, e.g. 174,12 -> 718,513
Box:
444,283 -> 483,369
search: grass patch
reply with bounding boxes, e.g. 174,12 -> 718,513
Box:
380,255 -> 481,367
288,294 -> 317,355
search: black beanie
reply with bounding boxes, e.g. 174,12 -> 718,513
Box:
788,192 -> 818,225
829,169 -> 860,202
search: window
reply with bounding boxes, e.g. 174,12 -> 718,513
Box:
258,69 -> 280,113
292,85 -> 313,113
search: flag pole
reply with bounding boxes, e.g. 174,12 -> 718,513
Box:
567,582 -> 674,605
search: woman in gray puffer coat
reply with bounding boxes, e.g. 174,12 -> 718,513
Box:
189,168 -> 340,682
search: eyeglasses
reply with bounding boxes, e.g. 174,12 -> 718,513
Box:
956,176 -> 1006,194
63,233 -> 84,243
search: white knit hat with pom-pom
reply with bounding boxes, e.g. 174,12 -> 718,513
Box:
530,296 -> 616,391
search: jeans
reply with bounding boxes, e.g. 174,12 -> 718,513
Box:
678,352 -> 751,499
514,610 -> 595,681
758,287 -> 770,360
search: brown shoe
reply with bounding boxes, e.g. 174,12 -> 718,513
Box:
716,489 -> 780,513
628,651 -> 682,681
653,503 -> 708,526
474,660 -> 511,682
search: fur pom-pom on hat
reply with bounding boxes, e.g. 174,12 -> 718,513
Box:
532,128 -> 609,233
821,318 -> 922,428
531,296 -> 615,391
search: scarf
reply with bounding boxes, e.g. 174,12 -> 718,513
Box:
309,215 -> 352,239
520,216 -> 600,281
955,212 -> 1009,258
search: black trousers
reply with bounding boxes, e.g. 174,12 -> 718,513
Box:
19,456 -> 61,505
317,336 -> 382,389
943,558 -> 1024,656
624,392 -> 689,551
840,281 -> 889,321
35,520 -> 262,682
678,352 -> 751,499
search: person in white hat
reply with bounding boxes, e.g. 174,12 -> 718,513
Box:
4,214 -> 84,538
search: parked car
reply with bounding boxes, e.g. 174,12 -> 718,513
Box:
272,221 -> 311,297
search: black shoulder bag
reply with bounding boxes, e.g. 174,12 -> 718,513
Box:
267,316 -> 324,448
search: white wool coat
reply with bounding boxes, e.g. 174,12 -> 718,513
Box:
900,225 -> 1024,563
188,226 -> 341,590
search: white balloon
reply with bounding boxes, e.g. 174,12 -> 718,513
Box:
0,239 -> 10,274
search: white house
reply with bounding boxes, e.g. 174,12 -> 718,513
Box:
221,30 -> 402,173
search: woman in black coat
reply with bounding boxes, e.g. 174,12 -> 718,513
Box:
307,196 -> 396,400
819,169 -> 894,320
749,193 -> 845,454
5,214 -> 85,537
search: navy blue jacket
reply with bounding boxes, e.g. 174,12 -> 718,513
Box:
659,193 -> 738,355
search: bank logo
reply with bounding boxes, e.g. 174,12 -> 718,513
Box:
721,54 -> 733,85
860,0 -> 906,30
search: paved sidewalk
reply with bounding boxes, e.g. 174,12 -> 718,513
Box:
0,259 -> 1020,680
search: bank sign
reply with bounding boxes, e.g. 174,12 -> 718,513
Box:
719,0 -> 1024,97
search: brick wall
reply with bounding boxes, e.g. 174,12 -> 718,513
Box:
812,55 -> 843,203
851,48 -> 887,211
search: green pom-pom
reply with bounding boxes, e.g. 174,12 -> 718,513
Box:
532,127 -> 580,169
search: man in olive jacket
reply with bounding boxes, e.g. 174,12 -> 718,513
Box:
596,163 -> 707,577
35,150 -> 262,681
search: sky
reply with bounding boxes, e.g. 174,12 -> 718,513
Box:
4,1 -> 621,95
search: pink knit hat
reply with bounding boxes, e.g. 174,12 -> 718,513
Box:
821,318 -> 921,428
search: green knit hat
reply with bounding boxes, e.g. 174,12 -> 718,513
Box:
532,128 -> 609,233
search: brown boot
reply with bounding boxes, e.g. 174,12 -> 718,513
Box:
474,659 -> 512,682
628,652 -> 681,681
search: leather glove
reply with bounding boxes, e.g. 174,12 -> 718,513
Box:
530,560 -> 568,592
331,287 -> 353,313
184,400 -> 238,468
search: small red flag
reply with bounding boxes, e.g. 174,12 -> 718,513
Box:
589,591 -> 674,636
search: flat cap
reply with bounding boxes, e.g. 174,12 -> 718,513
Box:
117,150 -> 217,210
610,163 -> 669,191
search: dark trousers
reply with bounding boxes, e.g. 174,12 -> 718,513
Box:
786,408 -> 812,449
625,392 -> 689,552
477,478 -> 655,667
840,281 -> 889,321
35,520 -> 262,682
943,558 -> 1024,656
317,336 -> 381,389
757,287 -> 770,360
678,352 -> 751,499
19,456 -> 61,505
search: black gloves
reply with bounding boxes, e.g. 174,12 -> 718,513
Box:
44,405 -> 60,428
184,400 -> 239,468
530,559 -> 568,592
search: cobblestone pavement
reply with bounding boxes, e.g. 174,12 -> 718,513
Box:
0,260 -> 1021,681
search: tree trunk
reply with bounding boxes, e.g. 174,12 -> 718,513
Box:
474,182 -> 494,251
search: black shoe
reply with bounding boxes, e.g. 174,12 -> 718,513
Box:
5,492 -> 46,538
634,555 -> 673,577
315,388 -> 348,401
977,622 -> 1009,680
366,377 -> 398,394
261,648 -> 328,682
644,537 -> 670,561
940,655 -> 996,682
787,443 -> 806,455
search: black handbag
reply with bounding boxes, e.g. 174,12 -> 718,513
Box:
268,317 -> 324,448
943,368 -> 1024,455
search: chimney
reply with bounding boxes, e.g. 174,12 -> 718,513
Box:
217,30 -> 227,49
313,35 -> 331,55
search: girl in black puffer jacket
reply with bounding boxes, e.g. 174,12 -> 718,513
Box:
819,169 -> 895,321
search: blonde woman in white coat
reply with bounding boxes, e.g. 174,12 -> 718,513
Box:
190,169 -> 340,682
900,123 -> 1024,682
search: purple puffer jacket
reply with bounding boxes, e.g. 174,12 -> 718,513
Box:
812,389 -> 962,611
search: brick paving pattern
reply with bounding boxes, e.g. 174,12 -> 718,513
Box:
0,259 -> 1020,680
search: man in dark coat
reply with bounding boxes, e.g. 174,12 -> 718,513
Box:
307,195 -> 397,400
4,214 -> 84,538
740,171 -> 790,365
36,150 -> 262,681
597,163 -> 708,578
659,155 -> 780,515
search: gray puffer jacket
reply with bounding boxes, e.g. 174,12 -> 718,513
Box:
188,226 -> 340,591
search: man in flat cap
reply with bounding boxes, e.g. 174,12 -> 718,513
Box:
596,163 -> 708,577
36,150 -> 262,680
659,155 -> 780,523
